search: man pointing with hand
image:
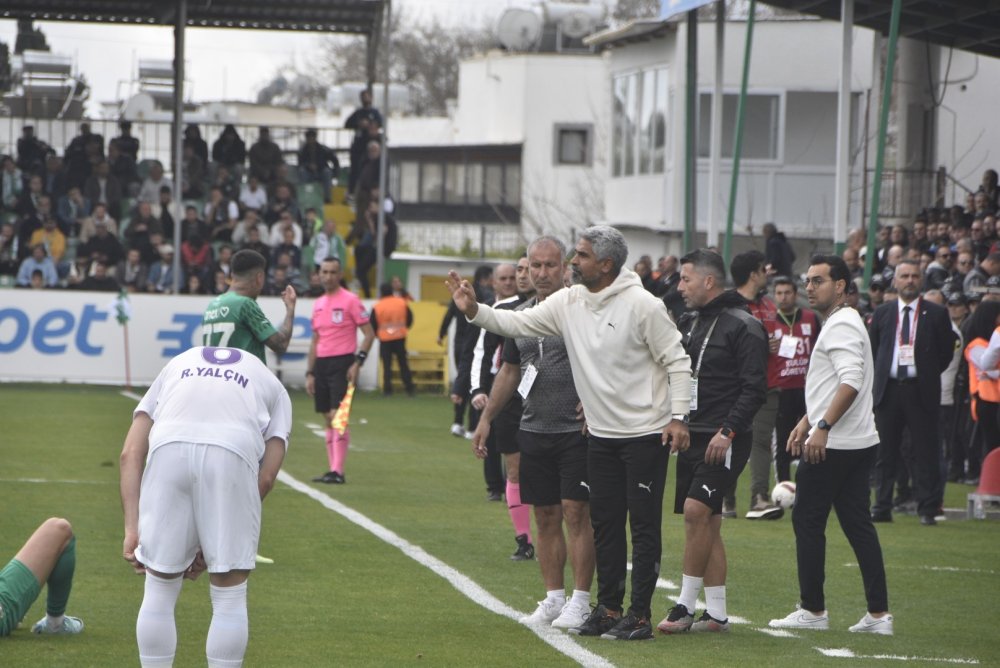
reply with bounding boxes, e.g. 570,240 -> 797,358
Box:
446,225 -> 691,641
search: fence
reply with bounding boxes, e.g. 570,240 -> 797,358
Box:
863,167 -> 947,220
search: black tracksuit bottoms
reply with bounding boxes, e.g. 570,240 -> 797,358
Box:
793,445 -> 889,614
587,433 -> 668,619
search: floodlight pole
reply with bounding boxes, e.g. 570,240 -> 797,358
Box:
707,1 -> 725,251
683,10 -> 697,252
171,0 -> 187,294
375,0 -> 392,294
862,0 -> 902,288
833,0 -> 854,255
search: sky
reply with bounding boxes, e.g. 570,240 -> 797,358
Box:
0,0 -> 531,116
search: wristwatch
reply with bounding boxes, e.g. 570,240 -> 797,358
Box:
671,414 -> 689,425
720,426 -> 735,439
817,419 -> 833,431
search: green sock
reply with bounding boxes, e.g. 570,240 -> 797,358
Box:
46,536 -> 75,616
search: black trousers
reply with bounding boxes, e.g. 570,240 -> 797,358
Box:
587,433 -> 668,619
775,388 -> 806,482
793,446 -> 888,613
378,338 -> 414,394
873,380 -> 942,517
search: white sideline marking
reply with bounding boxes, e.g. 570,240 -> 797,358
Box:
757,628 -> 798,638
278,470 -> 614,668
121,390 -> 143,401
843,563 -> 997,576
625,562 -> 677,590
817,648 -> 979,664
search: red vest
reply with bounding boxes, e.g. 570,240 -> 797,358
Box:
768,307 -> 820,390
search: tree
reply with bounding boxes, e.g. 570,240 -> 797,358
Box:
318,9 -> 493,116
612,0 -> 660,22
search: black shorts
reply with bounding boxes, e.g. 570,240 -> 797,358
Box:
518,430 -> 589,507
314,354 -> 355,414
674,431 -> 752,515
493,410 -> 521,455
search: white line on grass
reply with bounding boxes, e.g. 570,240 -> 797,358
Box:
816,648 -> 979,664
757,628 -> 799,638
0,478 -> 111,485
121,390 -> 143,401
277,470 -> 614,668
843,563 -> 997,576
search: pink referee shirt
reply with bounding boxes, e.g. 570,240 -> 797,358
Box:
311,289 -> 370,358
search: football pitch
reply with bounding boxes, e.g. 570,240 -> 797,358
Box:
1,383 -> 998,667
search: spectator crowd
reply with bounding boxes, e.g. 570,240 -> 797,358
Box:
0,89 -> 394,296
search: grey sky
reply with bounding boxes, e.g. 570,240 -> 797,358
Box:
0,0 -> 516,115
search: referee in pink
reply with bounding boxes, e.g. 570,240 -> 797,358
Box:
307,257 -> 375,484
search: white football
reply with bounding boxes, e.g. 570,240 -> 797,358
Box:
770,481 -> 797,509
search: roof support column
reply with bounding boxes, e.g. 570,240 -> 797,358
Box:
707,1 -> 725,250
723,0 -> 756,266
683,9 -> 698,252
863,0 -> 902,288
375,0 -> 392,292
171,0 -> 186,293
833,0 -> 854,255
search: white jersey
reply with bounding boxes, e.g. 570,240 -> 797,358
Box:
135,346 -> 292,469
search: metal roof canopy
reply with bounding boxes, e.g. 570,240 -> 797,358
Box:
762,0 -> 1000,60
0,0 -> 385,35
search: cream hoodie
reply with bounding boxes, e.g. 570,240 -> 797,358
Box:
470,268 -> 691,439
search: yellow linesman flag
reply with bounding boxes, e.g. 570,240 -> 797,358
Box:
331,383 -> 356,435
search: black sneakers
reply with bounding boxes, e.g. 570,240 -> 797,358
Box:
601,610 -> 653,640
568,604 -> 620,636
312,471 -> 345,484
510,534 -> 534,561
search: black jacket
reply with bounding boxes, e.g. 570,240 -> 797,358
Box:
869,298 -> 957,411
678,290 -> 768,435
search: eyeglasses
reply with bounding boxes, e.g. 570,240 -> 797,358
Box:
802,277 -> 829,287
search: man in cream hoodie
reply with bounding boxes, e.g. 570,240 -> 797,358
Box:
446,225 -> 691,641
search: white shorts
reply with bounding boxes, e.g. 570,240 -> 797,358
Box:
135,442 -> 260,574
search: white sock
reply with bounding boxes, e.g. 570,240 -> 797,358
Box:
206,582 -> 249,668
137,573 -> 183,667
678,574 -> 703,613
46,613 -> 65,629
705,585 -> 727,621
570,589 -> 590,605
546,589 -> 567,605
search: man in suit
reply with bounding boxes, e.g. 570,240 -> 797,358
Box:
869,259 -> 957,525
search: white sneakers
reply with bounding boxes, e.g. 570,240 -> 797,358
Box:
769,607 -> 830,630
769,607 -> 894,635
31,615 -> 84,634
849,612 -> 894,635
520,597 -> 591,629
520,597 -> 564,625
551,598 -> 591,629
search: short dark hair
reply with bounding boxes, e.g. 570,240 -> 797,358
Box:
730,250 -> 766,288
680,248 -> 726,283
379,282 -> 393,297
231,249 -> 267,279
773,275 -> 797,292
473,265 -> 494,283
809,253 -> 850,286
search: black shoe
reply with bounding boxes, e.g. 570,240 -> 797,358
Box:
601,610 -> 653,640
892,494 -> 913,507
871,511 -> 892,523
568,604 -> 620,636
329,471 -> 346,484
487,491 -> 503,502
920,515 -> 937,526
312,471 -> 337,483
893,500 -> 917,515
511,534 -> 534,561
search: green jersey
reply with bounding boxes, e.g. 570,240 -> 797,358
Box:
202,291 -> 278,363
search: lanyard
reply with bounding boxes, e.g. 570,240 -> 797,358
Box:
777,307 -> 798,332
896,298 -> 919,346
691,315 -> 720,381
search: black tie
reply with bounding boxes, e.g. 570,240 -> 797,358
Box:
899,305 -> 911,379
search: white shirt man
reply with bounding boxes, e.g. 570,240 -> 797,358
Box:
120,346 -> 292,667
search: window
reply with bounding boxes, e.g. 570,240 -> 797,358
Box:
399,161 -> 420,203
420,163 -> 444,203
504,164 -> 521,206
554,124 -> 593,166
445,163 -> 466,204
697,92 -> 781,161
467,163 -> 484,204
612,67 -> 668,178
484,164 -> 504,205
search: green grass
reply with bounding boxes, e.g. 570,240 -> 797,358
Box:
1,383 -> 998,667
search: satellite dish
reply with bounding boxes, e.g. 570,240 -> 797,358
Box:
560,11 -> 596,39
496,8 -> 543,52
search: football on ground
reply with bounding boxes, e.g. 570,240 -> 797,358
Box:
770,481 -> 796,509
